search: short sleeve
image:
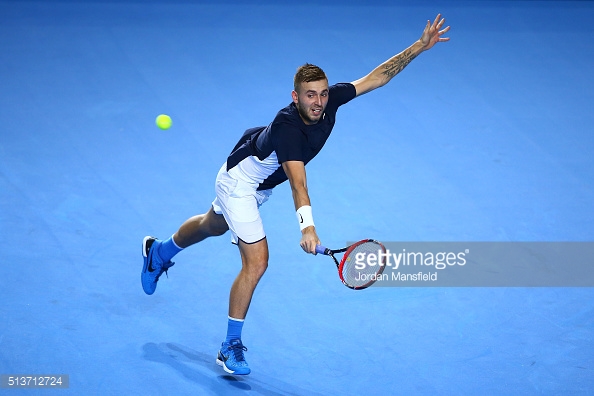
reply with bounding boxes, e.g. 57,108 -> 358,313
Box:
272,123 -> 305,164
327,83 -> 357,110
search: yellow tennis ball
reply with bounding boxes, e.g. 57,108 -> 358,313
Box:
156,114 -> 172,130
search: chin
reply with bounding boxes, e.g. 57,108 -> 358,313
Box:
310,114 -> 323,123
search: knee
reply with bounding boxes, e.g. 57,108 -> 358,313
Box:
205,211 -> 228,236
255,260 -> 268,278
245,258 -> 268,282
209,222 -> 228,236
239,238 -> 269,283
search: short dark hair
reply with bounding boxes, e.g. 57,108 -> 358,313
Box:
294,63 -> 327,92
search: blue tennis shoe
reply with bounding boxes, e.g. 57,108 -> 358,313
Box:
216,339 -> 251,375
141,236 -> 175,295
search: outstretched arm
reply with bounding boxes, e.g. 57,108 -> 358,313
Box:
282,160 -> 321,254
351,14 -> 450,97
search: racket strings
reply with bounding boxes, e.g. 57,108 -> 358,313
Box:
341,241 -> 386,288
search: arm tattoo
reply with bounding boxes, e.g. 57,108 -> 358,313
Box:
381,49 -> 418,81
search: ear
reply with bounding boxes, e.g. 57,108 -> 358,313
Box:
291,90 -> 299,104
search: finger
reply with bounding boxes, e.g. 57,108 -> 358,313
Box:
303,240 -> 312,254
424,21 -> 432,38
439,25 -> 451,35
313,240 -> 321,255
309,241 -> 318,254
432,14 -> 441,28
300,241 -> 308,253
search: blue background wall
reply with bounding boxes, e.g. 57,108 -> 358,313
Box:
1,1 -> 593,394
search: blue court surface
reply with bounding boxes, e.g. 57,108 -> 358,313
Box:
1,0 -> 594,394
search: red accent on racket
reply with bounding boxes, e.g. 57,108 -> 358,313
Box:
316,239 -> 387,290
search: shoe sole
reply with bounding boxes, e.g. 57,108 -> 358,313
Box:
216,356 -> 250,375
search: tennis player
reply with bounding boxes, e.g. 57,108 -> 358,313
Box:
141,14 -> 450,375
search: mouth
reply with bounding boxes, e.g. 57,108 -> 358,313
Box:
311,108 -> 322,117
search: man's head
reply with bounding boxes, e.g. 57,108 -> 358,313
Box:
292,64 -> 329,125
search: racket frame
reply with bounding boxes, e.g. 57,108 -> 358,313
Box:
321,239 -> 387,290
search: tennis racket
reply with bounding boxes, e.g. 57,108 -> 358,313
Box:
316,239 -> 387,290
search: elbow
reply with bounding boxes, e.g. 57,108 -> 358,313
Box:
360,76 -> 386,96
292,183 -> 308,195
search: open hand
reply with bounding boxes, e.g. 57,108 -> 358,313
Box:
420,14 -> 450,51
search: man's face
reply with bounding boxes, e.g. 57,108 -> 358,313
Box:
292,79 -> 329,125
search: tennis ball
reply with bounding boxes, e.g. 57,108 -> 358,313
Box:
156,114 -> 172,130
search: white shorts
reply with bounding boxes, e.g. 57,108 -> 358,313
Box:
212,163 -> 272,244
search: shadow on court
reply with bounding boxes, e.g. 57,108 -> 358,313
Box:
142,342 -> 326,395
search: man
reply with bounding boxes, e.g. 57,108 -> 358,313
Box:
141,14 -> 450,375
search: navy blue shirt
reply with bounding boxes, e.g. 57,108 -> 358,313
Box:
227,82 -> 357,190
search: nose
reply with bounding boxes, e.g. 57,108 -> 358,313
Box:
314,95 -> 322,106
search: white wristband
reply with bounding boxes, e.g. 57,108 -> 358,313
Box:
296,205 -> 314,231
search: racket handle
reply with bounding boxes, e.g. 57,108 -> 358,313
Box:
315,245 -> 329,255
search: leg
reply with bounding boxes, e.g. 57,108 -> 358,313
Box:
212,168 -> 270,374
173,206 -> 229,248
216,237 -> 268,376
229,238 -> 269,319
141,207 -> 228,295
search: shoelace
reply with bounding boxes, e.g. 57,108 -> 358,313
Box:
228,342 -> 248,362
155,261 -> 175,281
